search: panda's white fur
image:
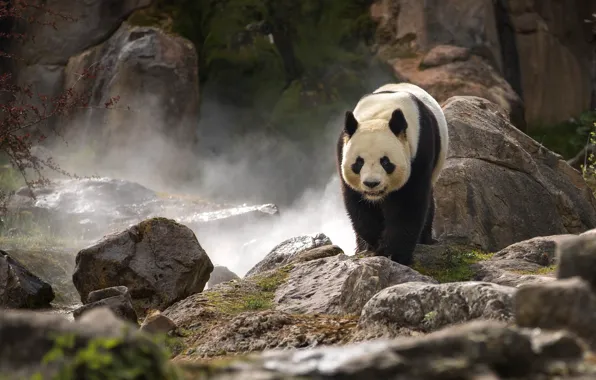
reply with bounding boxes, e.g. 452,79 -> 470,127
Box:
340,83 -> 449,202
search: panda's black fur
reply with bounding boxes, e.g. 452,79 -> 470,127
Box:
336,89 -> 444,266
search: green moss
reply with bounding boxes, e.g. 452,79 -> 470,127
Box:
412,247 -> 494,283
128,0 -> 383,143
37,330 -> 184,380
205,265 -> 293,315
510,265 -> 557,276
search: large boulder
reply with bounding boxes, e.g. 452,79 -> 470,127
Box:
72,217 -> 213,316
0,250 -> 55,309
14,0 -> 151,66
434,96 -> 596,252
370,0 -> 526,129
11,0 -> 152,135
62,22 -> 200,183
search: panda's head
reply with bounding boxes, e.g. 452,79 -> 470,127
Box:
340,108 -> 412,202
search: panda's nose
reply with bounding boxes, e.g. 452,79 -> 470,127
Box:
363,180 -> 380,189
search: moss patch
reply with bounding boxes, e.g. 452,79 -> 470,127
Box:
510,265 -> 557,276
204,264 -> 293,315
413,246 -> 494,283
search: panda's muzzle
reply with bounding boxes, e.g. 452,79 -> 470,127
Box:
363,180 -> 381,189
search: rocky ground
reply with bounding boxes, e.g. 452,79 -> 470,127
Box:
3,95 -> 596,378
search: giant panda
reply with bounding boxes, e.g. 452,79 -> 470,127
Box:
336,82 -> 449,266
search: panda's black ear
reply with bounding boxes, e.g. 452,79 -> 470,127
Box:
344,111 -> 358,137
389,109 -> 407,136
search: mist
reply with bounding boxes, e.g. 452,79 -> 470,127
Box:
41,89 -> 358,278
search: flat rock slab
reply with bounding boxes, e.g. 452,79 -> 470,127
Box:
274,254 -> 437,316
192,320 -> 593,379
357,281 -> 516,338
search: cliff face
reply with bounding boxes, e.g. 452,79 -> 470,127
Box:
371,0 -> 596,129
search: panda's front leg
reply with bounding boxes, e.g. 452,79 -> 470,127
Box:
378,186 -> 431,266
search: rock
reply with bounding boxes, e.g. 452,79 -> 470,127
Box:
87,285 -> 130,304
370,0 -> 596,128
245,233 -> 332,277
11,0 -> 152,136
471,235 -> 571,287
434,96 -> 596,252
184,310 -> 358,358
291,244 -> 344,263
0,250 -> 54,309
63,22 -> 200,182
358,281 -> 515,338
371,0 -> 526,129
208,266 -> 241,288
14,0 -> 151,66
419,45 -> 471,69
72,217 -> 213,316
555,233 -> 596,289
514,277 -> 596,349
0,307 -> 174,378
139,310 -> 177,335
7,177 -> 279,241
5,247 -> 78,306
274,254 -> 437,316
73,294 -> 138,326
498,0 -> 594,127
196,320 -> 593,379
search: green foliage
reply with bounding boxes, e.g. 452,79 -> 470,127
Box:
205,264 -> 293,314
34,330 -> 184,380
511,265 -> 557,276
527,111 -> 596,159
128,0 -> 384,141
413,248 -> 494,283
581,125 -> 596,195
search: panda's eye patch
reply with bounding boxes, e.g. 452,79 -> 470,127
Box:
352,156 -> 364,174
380,156 -> 395,174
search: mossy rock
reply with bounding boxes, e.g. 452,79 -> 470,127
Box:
203,264 -> 293,315
412,244 -> 494,283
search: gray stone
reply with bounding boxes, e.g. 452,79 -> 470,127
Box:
0,250 -> 54,309
87,286 -> 130,304
208,266 -> 240,288
0,307 -> 171,379
434,96 -> 596,252
139,310 -> 177,335
73,294 -> 138,326
514,277 -> 596,349
358,281 -> 515,337
246,233 -> 332,277
72,218 -> 213,317
274,254 -> 437,316
555,233 -> 596,289
197,320 -> 592,379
